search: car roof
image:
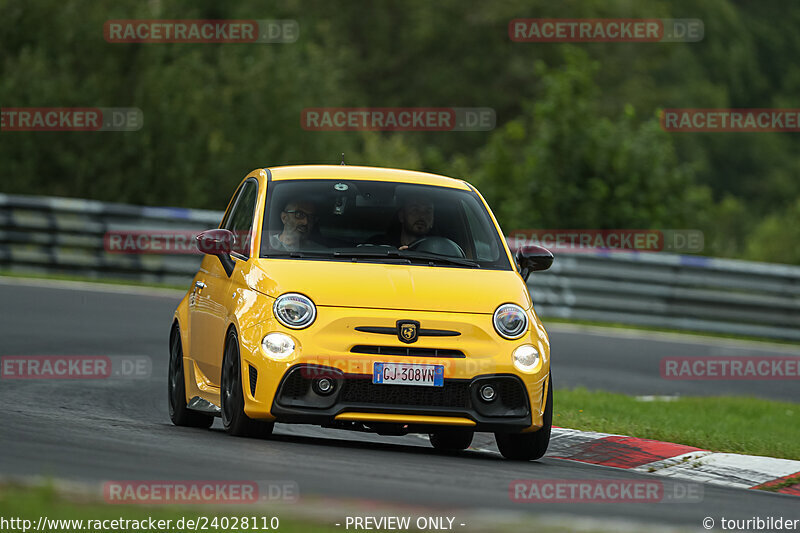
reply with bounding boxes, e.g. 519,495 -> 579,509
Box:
266,165 -> 472,190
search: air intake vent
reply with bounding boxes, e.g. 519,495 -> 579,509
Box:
350,345 -> 465,358
341,379 -> 472,409
248,365 -> 258,397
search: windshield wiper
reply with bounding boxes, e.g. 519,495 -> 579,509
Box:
338,249 -> 479,268
400,252 -> 480,268
263,250 -> 333,258
264,249 -> 479,268
332,250 -> 412,264
264,249 -> 412,264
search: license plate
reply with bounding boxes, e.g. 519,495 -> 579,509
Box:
373,362 -> 444,387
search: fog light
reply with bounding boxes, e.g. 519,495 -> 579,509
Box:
261,332 -> 295,359
479,384 -> 496,402
313,377 -> 335,395
512,344 -> 540,373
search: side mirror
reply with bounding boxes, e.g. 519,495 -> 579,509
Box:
515,245 -> 554,282
196,229 -> 236,277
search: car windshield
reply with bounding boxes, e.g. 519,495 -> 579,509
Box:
260,179 -> 511,270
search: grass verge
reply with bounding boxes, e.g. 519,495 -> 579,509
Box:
0,270 -> 186,291
758,474 -> 800,493
554,388 -> 800,460
0,483 -> 638,533
0,484 -> 337,533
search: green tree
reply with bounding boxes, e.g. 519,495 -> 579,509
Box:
468,47 -> 710,232
744,198 -> 800,265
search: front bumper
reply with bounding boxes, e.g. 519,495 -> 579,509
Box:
268,364 -> 533,432
237,305 -> 551,431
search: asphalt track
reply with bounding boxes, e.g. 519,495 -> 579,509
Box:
1,278 -> 798,531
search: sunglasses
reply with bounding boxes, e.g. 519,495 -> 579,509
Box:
283,209 -> 319,221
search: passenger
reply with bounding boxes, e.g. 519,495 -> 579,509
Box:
269,200 -> 319,251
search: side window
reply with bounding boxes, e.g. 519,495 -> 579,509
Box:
224,180 -> 258,258
462,199 -> 500,261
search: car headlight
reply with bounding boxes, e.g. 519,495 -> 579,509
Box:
273,293 -> 316,329
493,303 -> 528,339
261,332 -> 295,359
513,344 -> 540,372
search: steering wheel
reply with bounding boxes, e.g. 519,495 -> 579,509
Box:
406,236 -> 466,258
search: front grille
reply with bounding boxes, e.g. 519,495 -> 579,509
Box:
355,326 -> 460,337
280,369 -> 310,399
350,345 -> 465,358
340,378 -> 472,409
248,365 -> 258,397
496,379 -> 526,409
273,365 -> 530,420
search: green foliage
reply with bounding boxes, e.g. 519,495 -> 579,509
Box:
468,47 -> 709,231
1,0 -> 799,263
744,198 -> 800,264
700,195 -> 752,259
0,483 -> 344,533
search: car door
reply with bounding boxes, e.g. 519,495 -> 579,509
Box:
189,179 -> 259,387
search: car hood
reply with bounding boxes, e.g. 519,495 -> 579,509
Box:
247,259 -> 531,314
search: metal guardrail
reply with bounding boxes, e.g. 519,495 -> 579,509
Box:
0,193 -> 219,287
531,252 -> 800,341
2,193 -> 799,341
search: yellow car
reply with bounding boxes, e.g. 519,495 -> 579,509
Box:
168,165 -> 554,460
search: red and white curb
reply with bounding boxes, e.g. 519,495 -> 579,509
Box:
546,428 -> 800,495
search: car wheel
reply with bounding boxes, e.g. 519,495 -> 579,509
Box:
495,374 -> 552,461
220,328 -> 274,438
429,429 -> 474,451
168,325 -> 214,428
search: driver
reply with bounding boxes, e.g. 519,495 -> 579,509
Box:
367,195 -> 434,249
269,199 -> 319,251
397,196 -> 434,249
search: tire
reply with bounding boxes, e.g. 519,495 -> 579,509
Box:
168,325 -> 214,428
495,374 -> 553,461
429,429 -> 474,451
220,328 -> 274,438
